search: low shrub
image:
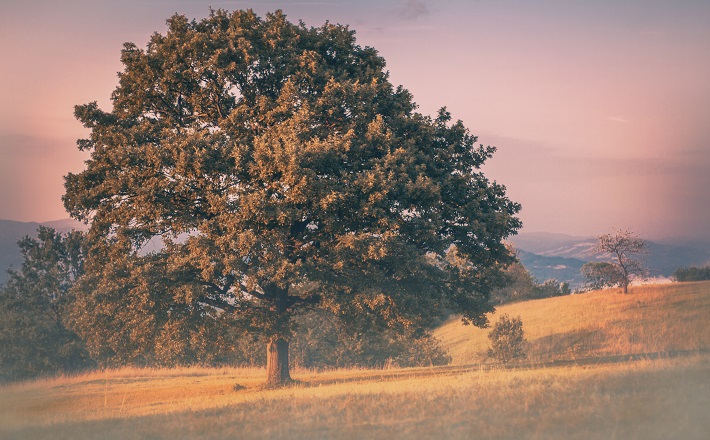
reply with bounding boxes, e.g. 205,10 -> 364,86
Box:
488,314 -> 526,364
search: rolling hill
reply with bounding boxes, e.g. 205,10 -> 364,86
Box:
434,281 -> 710,365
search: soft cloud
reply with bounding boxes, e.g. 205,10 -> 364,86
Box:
397,0 -> 429,21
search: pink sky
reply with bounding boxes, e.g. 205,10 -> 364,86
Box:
1,0 -> 709,240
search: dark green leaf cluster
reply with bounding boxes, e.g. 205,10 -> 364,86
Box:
69,247 -> 260,367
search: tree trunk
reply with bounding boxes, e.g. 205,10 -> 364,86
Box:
266,338 -> 291,387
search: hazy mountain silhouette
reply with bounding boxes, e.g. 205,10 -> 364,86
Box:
1,220 -> 709,288
511,232 -> 710,286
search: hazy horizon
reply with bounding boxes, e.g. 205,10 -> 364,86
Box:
1,0 -> 709,241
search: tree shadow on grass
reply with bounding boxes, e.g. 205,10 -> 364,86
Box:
528,328 -> 607,361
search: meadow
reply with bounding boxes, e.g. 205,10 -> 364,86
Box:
435,280 -> 710,364
1,281 -> 708,439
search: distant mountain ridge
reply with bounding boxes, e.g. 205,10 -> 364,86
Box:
510,232 -> 710,287
509,232 -> 593,256
515,249 -> 587,287
2,220 -> 709,288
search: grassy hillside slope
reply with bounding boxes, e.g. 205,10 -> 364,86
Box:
1,282 -> 708,439
435,281 -> 710,365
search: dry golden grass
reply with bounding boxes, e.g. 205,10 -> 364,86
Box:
0,366 -> 265,427
1,357 -> 707,439
1,282 -> 708,439
435,281 -> 710,364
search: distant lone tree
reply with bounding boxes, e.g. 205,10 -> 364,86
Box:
591,229 -> 648,293
488,314 -> 526,364
63,9 -> 520,387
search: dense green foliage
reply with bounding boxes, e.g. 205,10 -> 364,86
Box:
487,313 -> 526,364
62,8 -> 520,382
0,227 -> 93,381
672,265 -> 710,282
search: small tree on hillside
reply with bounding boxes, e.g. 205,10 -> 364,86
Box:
591,229 -> 648,293
581,261 -> 623,291
488,314 -> 526,364
63,9 -> 521,387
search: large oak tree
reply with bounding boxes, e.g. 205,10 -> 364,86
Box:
64,9 -> 521,386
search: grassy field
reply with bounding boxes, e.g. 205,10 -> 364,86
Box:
1,281 -> 708,439
435,280 -> 710,365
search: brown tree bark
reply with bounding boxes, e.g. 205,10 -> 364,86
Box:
266,338 -> 291,387
621,265 -> 629,293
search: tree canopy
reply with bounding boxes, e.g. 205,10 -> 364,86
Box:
581,261 -> 623,291
591,229 -> 648,293
0,227 -> 92,381
63,9 -> 521,386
